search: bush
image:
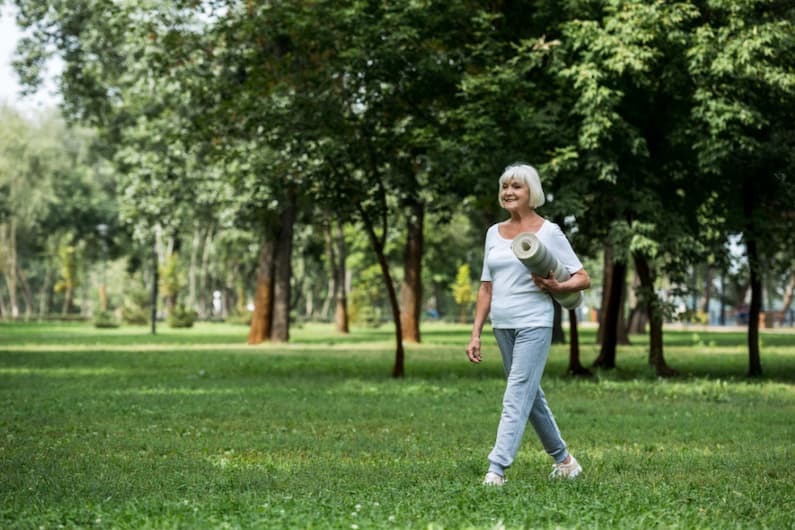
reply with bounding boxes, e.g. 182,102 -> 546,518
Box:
122,287 -> 151,325
167,304 -> 198,328
93,310 -> 120,329
225,312 -> 252,326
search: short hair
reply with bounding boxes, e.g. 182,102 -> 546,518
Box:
498,163 -> 545,209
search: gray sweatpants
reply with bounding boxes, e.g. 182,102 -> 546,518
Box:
488,327 -> 568,475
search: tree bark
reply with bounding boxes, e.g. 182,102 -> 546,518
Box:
198,226 -> 214,319
358,202 -> 405,378
633,253 -> 677,376
333,220 -> 349,333
593,254 -> 626,369
746,236 -> 763,376
552,300 -> 565,344
0,278 -> 7,318
400,200 -> 424,343
700,265 -> 712,315
271,191 -> 297,343
324,215 -> 349,333
5,220 -> 19,318
617,275 -> 630,345
320,275 -> 333,321
150,237 -> 158,335
744,175 -> 763,377
38,258 -> 53,317
596,246 -> 612,345
248,230 -> 277,344
16,263 -> 34,320
567,308 -> 591,377
188,224 -> 200,311
626,269 -> 647,334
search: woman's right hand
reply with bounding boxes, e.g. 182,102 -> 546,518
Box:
466,336 -> 482,364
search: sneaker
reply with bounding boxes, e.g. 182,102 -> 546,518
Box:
482,471 -> 506,486
550,455 -> 582,479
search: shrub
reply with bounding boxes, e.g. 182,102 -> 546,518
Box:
167,304 -> 198,328
93,310 -> 120,329
225,312 -> 252,326
122,287 -> 151,325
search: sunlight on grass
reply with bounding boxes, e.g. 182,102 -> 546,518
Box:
0,366 -> 123,377
1,322 -> 793,529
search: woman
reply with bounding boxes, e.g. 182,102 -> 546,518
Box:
466,163 -> 590,486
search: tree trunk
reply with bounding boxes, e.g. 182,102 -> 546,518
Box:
633,253 -> 677,376
271,191 -> 297,343
38,258 -> 53,317
627,305 -> 648,335
724,271 -> 734,326
746,236 -> 763,376
248,228 -> 277,344
320,275 -> 333,321
626,269 -> 646,334
700,265 -> 712,315
62,285 -> 74,315
0,279 -> 7,318
617,275 -> 630,345
5,220 -> 19,318
567,308 -> 591,377
199,226 -> 214,319
400,200 -> 424,343
150,237 -> 158,335
596,246 -> 612,345
324,215 -> 349,333
597,245 -> 629,344
16,263 -> 34,320
188,224 -> 200,310
358,203 -> 405,378
593,255 -> 626,369
333,220 -> 349,333
552,300 -> 565,344
743,175 -> 763,376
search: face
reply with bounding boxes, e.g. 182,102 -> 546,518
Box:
501,178 -> 531,211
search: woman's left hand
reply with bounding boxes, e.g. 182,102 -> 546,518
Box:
531,271 -> 561,294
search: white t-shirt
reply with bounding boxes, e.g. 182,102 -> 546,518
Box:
480,220 -> 583,328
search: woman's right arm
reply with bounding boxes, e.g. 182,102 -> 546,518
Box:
466,281 -> 492,364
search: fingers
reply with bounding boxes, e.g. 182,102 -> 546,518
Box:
466,343 -> 482,364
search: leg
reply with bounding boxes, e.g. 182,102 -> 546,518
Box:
487,327 -> 552,473
528,387 -> 568,463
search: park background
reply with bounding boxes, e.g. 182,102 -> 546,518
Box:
1,0 -> 793,528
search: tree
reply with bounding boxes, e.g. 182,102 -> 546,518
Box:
688,0 -> 795,376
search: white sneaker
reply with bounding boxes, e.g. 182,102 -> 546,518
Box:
482,471 -> 506,486
550,455 -> 582,479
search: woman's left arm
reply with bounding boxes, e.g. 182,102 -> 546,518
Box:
532,268 -> 591,294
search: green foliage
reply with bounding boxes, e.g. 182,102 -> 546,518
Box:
121,285 -> 150,325
92,310 -> 120,329
0,322 -> 793,528
348,264 -> 386,327
53,244 -> 80,295
451,263 -> 474,323
159,253 -> 186,305
167,304 -> 197,328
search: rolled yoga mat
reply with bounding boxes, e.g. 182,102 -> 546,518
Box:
511,232 -> 584,310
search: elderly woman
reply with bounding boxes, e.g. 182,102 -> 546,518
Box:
466,163 -> 591,486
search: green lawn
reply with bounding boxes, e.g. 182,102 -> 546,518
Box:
1,321 -> 793,529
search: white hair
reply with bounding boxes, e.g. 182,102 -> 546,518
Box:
498,163 -> 545,209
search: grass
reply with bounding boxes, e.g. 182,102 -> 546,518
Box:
1,321 -> 793,529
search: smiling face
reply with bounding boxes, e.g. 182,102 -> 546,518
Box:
500,178 -> 532,212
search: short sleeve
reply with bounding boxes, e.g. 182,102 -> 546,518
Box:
547,223 -> 583,274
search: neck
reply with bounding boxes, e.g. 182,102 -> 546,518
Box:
508,208 -> 538,223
